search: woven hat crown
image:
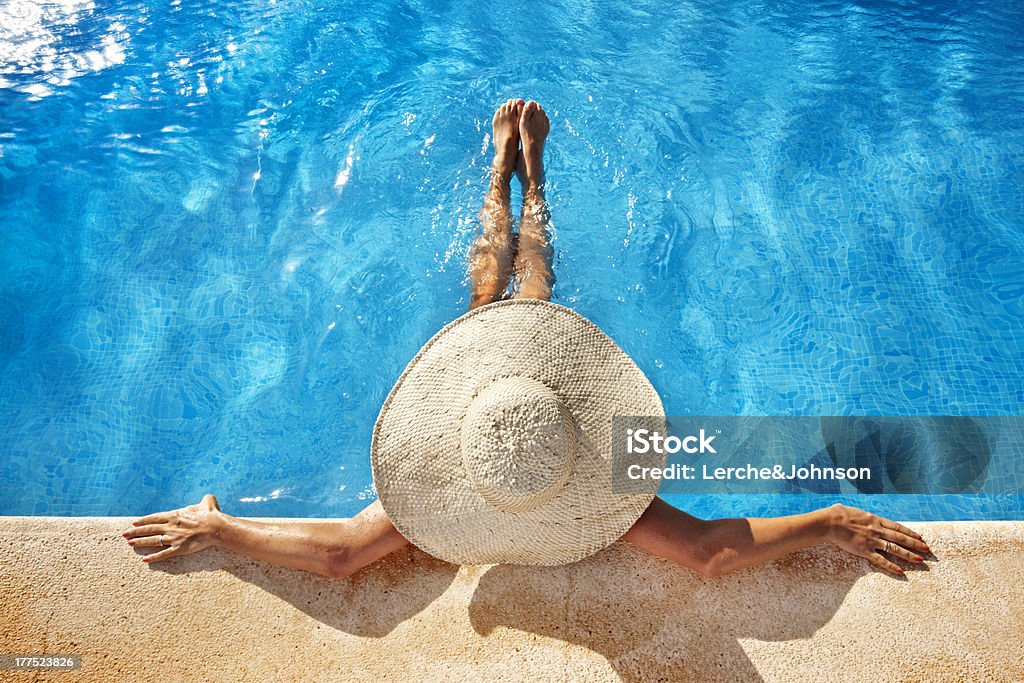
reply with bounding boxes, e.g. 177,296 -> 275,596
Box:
460,376 -> 578,513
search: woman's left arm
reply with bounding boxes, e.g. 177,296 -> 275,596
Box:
123,495 -> 409,579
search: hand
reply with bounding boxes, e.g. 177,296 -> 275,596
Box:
123,494 -> 224,564
825,503 -> 930,576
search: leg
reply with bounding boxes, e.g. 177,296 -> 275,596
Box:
512,101 -> 555,301
469,98 -> 524,310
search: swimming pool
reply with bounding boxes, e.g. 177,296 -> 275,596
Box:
1,0 -> 1022,520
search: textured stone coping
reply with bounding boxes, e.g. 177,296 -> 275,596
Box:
1,518 -> 1022,682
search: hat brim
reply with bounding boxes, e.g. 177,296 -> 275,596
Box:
371,298 -> 665,566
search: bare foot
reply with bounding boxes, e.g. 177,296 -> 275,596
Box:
491,98 -> 524,181
518,100 -> 549,192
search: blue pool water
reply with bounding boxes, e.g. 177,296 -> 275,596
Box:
1,0 -> 1022,520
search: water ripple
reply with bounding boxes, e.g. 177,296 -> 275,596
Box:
0,0 -> 1021,518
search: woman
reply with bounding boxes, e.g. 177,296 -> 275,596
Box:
123,99 -> 929,580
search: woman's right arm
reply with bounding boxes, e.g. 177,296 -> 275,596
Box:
622,498 -> 930,578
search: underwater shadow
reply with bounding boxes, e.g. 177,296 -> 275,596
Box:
468,540 -> 863,682
149,545 -> 458,638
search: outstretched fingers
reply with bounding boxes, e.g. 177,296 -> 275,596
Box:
131,512 -> 171,527
859,517 -> 929,575
123,494 -> 222,564
141,546 -> 181,563
827,504 -> 932,578
876,537 -> 924,565
880,517 -> 924,541
867,551 -> 906,576
124,522 -> 182,563
124,523 -> 169,542
879,527 -> 929,557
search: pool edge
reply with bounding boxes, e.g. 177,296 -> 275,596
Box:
2,518 -> 1022,681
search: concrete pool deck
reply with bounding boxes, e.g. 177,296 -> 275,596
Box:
1,518 -> 1021,682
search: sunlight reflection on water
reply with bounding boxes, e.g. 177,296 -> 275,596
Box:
0,0 -> 130,99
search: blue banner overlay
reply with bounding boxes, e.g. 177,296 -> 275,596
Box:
611,416 -> 1024,495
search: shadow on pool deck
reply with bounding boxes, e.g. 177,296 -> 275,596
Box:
1,518 -> 1021,682
468,546 -> 861,682
217,546 -> 460,639
220,539 -> 860,680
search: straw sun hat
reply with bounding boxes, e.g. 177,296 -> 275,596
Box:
370,298 -> 665,566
